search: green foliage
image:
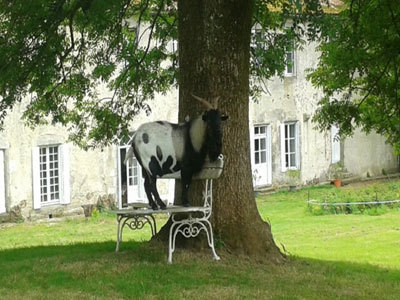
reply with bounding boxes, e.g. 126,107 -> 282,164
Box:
308,0 -> 400,152
0,0 -> 327,148
329,161 -> 345,179
0,0 -> 178,148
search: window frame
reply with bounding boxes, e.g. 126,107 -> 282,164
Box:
32,144 -> 70,209
253,125 -> 268,165
39,145 -> 61,206
250,124 -> 272,187
284,41 -> 296,77
281,122 -> 300,172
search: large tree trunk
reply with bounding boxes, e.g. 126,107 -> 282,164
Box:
155,0 -> 284,262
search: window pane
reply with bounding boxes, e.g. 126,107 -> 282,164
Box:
290,154 -> 296,167
289,124 -> 295,138
260,126 -> 266,134
261,151 -> 266,163
255,152 -> 260,164
260,138 -> 266,150
290,139 -> 296,152
255,139 -> 259,151
285,154 -> 289,167
254,127 -> 259,135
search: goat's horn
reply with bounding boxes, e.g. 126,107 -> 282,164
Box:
212,96 -> 220,108
191,94 -> 214,110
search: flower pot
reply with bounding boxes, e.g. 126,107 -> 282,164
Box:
333,178 -> 342,188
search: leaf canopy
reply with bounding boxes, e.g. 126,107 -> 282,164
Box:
308,0 -> 400,152
0,0 -> 326,148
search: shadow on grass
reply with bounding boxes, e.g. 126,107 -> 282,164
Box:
0,239 -> 165,263
1,241 -> 400,299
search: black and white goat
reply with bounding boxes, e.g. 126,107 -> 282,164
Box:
125,94 -> 228,210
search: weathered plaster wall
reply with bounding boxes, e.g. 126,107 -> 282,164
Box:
249,41 -> 332,185
249,41 -> 396,186
344,128 -> 397,177
0,87 -> 178,221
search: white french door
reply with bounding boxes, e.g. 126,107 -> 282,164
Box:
251,125 -> 272,187
126,155 -> 145,204
117,146 -> 146,208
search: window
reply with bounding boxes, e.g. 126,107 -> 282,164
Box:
128,158 -> 139,186
284,42 -> 296,77
281,122 -> 300,171
254,126 -> 267,165
251,125 -> 272,187
32,144 -> 70,209
39,146 -> 60,204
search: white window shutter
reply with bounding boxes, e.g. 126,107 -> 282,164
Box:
117,147 -> 122,209
280,124 -> 287,172
266,125 -> 272,185
249,125 -> 255,167
331,125 -> 341,163
295,122 -> 301,170
32,147 -> 41,209
0,150 -> 5,214
60,144 -> 71,205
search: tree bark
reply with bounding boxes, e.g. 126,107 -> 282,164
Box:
155,0 -> 284,262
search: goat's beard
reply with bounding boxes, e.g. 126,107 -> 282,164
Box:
207,142 -> 222,162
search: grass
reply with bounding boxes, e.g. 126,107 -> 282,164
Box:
258,183 -> 400,269
1,179 -> 400,299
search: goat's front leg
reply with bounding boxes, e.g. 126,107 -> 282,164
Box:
181,168 -> 193,207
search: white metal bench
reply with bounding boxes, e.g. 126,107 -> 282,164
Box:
112,155 -> 224,263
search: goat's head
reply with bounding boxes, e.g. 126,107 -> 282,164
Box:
192,94 -> 228,161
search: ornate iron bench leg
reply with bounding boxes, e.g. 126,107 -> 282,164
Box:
115,214 -> 123,252
168,216 -> 180,264
203,219 -> 220,260
149,214 -> 157,236
115,213 -> 158,252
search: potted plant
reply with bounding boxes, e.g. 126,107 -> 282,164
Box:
331,162 -> 345,188
286,170 -> 300,192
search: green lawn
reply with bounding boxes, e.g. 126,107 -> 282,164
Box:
257,183 -> 400,269
1,181 -> 400,299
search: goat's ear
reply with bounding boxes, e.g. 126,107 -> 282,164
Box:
221,115 -> 229,121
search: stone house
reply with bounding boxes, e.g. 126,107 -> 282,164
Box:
0,29 -> 397,222
249,40 -> 397,188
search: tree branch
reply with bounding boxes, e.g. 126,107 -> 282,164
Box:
356,57 -> 392,109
